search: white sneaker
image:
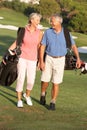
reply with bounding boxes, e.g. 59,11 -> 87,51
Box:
17,100 -> 23,108
23,93 -> 33,106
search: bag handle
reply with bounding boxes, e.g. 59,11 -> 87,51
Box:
16,27 -> 25,47
63,28 -> 71,49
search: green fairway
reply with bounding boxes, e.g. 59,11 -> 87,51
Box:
0,70 -> 87,130
0,8 -> 27,26
0,8 -> 87,130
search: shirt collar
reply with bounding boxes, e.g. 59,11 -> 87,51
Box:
51,27 -> 63,34
25,25 -> 38,32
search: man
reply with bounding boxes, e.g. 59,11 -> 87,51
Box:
39,14 -> 81,110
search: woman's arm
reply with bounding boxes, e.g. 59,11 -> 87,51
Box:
37,30 -> 43,60
37,30 -> 43,69
9,41 -> 17,50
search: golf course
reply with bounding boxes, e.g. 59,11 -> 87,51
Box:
0,8 -> 87,130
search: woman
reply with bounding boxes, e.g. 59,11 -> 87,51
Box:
9,13 -> 43,107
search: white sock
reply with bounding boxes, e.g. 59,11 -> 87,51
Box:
51,99 -> 56,104
41,92 -> 45,96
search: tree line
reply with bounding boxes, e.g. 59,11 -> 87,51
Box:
0,0 -> 87,34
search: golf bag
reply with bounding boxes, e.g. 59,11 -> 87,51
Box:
0,27 -> 25,86
64,28 -> 87,73
0,57 -> 18,86
80,62 -> 87,74
64,28 -> 77,70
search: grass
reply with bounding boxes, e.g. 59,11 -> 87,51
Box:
0,8 -> 27,27
0,29 -> 17,59
0,70 -> 87,130
0,8 -> 87,130
71,32 -> 87,47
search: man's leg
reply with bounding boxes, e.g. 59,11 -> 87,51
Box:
51,83 -> 59,103
49,83 -> 59,110
40,81 -> 49,105
41,81 -> 49,94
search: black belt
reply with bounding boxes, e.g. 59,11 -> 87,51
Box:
49,55 -> 63,58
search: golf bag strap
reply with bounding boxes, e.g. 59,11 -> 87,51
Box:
16,27 -> 25,47
63,28 -> 71,49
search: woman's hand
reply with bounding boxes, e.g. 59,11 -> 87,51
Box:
2,59 -> 6,65
40,61 -> 45,71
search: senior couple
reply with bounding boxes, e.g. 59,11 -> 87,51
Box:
7,12 -> 81,110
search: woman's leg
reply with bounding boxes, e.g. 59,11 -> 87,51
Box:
26,60 -> 37,96
16,58 -> 26,107
23,60 -> 37,106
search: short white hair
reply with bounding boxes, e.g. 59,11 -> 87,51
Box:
50,14 -> 63,24
28,13 -> 42,23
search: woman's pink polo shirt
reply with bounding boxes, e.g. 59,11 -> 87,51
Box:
20,26 -> 40,61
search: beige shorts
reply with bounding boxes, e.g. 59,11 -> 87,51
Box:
41,55 -> 65,84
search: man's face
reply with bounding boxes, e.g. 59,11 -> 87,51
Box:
50,17 -> 60,29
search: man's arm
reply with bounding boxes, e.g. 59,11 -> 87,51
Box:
71,44 -> 81,68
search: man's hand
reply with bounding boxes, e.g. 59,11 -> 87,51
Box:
76,58 -> 81,69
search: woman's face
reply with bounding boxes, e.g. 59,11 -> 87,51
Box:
31,16 -> 41,28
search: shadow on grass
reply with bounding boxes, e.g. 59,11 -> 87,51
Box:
0,87 -> 17,106
31,96 -> 50,110
4,85 -> 15,91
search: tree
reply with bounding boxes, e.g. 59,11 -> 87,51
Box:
68,11 -> 87,34
58,0 -> 73,10
35,0 -> 61,19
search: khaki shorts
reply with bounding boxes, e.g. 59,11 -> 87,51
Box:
41,55 -> 65,84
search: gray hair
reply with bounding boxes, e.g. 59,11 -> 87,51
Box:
28,13 -> 42,24
50,14 -> 63,24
